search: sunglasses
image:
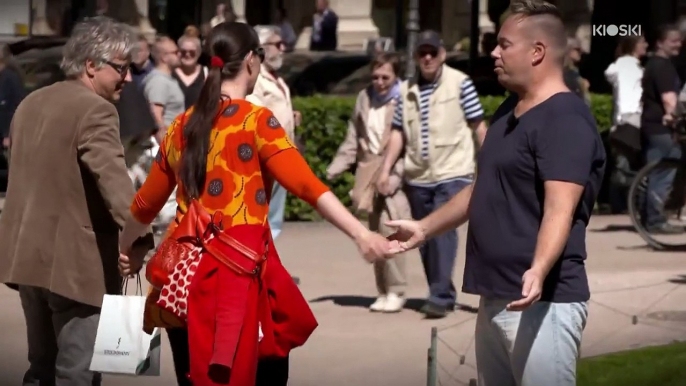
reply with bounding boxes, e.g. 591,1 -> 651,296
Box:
264,40 -> 286,50
180,49 -> 197,57
105,61 -> 129,77
417,49 -> 439,58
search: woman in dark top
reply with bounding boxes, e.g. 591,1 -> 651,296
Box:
173,34 -> 207,108
640,24 -> 684,234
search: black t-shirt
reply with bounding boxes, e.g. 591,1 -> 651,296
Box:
641,56 -> 681,135
463,92 -> 606,303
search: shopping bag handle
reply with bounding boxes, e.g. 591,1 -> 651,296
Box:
121,274 -> 143,296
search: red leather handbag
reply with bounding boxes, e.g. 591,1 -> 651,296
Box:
145,200 -> 212,290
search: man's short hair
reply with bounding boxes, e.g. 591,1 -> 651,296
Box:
508,0 -> 567,61
657,23 -> 680,43
151,35 -> 174,63
60,16 -> 134,78
254,25 -> 282,46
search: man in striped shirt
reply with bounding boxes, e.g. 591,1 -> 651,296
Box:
378,30 -> 487,318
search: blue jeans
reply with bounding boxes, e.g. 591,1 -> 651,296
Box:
475,298 -> 588,386
268,181 -> 287,240
642,133 -> 681,227
405,178 -> 471,307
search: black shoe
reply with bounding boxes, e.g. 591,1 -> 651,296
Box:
420,301 -> 451,319
646,223 -> 685,235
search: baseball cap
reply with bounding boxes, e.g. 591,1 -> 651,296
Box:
416,30 -> 443,50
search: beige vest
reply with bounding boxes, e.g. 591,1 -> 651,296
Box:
246,65 -> 295,140
400,65 -> 475,184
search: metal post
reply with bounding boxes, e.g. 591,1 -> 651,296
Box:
405,0 -> 420,80
427,327 -> 438,386
28,0 -> 34,38
469,0 -> 481,74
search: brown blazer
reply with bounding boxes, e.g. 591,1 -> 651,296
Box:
0,80 -> 146,307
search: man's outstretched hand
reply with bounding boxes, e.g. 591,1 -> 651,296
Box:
385,219 -> 427,253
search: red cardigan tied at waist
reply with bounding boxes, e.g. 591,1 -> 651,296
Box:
178,222 -> 318,385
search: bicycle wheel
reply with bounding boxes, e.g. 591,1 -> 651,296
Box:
627,158 -> 686,250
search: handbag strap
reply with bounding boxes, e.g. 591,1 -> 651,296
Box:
121,274 -> 143,296
199,212 -> 268,280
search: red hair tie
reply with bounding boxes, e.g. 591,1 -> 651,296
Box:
210,56 -> 224,68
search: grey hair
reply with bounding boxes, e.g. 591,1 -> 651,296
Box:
254,25 -> 281,45
60,16 -> 135,78
178,35 -> 202,52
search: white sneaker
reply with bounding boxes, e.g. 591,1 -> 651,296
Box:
383,293 -> 406,313
369,295 -> 387,312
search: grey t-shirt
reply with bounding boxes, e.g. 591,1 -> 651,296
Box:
143,69 -> 185,128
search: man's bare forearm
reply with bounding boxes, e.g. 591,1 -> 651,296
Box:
663,92 -> 677,116
470,120 -> 487,147
530,210 -> 574,277
382,130 -> 403,174
419,183 -> 474,239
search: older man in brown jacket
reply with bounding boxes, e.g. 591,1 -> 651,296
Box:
0,17 -> 153,386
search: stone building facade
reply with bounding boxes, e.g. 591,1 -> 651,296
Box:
28,0 -> 595,51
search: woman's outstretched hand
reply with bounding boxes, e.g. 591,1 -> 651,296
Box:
355,230 -> 402,262
385,219 -> 427,253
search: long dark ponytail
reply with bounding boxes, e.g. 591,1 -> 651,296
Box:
179,22 -> 260,199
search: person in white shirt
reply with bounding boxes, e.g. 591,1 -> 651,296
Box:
605,35 -> 648,128
605,35 -> 648,213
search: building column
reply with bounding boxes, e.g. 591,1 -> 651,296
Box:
331,0 -> 379,50
296,0 -> 379,51
135,0 -> 156,41
231,0 -> 246,23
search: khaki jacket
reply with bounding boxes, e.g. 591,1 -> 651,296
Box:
247,65 -> 295,141
400,64 -> 475,184
0,80 -> 149,307
327,88 -> 410,220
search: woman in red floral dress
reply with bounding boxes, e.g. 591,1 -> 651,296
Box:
118,22 -> 394,386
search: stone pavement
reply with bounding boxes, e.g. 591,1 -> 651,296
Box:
1,215 -> 686,385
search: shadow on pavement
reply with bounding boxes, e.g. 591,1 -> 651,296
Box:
668,274 -> 686,285
590,224 -> 637,233
309,295 -> 478,315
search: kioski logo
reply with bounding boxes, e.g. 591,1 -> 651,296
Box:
592,24 -> 642,37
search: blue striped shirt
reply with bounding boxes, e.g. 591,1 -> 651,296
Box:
392,77 -> 484,160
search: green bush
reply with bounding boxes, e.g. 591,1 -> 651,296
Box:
286,93 -> 614,221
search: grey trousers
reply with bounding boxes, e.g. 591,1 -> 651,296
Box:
18,285 -> 102,386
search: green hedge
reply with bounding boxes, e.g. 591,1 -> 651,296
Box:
286,93 -> 614,221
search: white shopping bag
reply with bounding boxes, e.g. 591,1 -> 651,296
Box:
90,276 -> 161,376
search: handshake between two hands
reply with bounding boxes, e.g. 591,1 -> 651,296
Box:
355,219 -> 426,263
116,219 -> 428,276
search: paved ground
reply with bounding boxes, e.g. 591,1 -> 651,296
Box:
1,215 -> 686,385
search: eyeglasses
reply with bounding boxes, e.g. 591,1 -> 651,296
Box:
105,61 -> 129,77
180,49 -> 197,58
253,47 -> 265,63
264,40 -> 286,50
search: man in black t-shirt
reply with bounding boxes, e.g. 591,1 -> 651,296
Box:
640,24 -> 684,234
385,1 -> 605,385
